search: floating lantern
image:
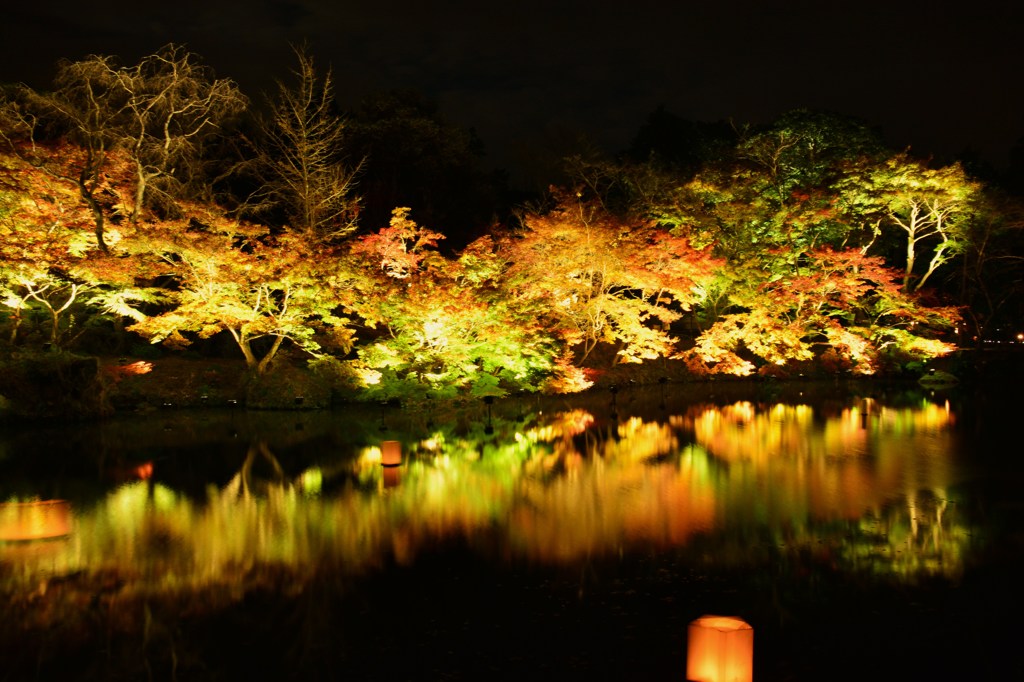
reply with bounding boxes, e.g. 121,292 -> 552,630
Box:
686,615 -> 753,682
381,440 -> 402,467
0,500 -> 72,542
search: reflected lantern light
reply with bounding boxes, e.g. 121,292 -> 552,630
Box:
686,615 -> 754,682
382,465 -> 401,488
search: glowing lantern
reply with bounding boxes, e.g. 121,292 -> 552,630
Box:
381,440 -> 402,467
0,500 -> 72,541
686,615 -> 753,682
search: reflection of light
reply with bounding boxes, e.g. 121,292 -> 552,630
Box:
108,460 -> 155,483
693,402 -> 814,463
299,468 -> 322,496
361,446 -> 383,465
0,397 -> 969,596
526,409 -> 595,441
123,361 -> 153,375
607,419 -> 678,462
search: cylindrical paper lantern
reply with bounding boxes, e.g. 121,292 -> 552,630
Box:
0,500 -> 72,541
686,615 -> 753,682
381,440 -> 402,467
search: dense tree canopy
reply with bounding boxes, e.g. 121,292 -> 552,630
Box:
2,45 -> 1022,403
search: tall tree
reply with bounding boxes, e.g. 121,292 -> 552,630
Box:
113,44 -> 247,221
2,46 -> 246,247
347,90 -> 501,250
3,57 -> 125,252
251,46 -> 360,239
951,190 -> 1024,342
627,105 -> 736,175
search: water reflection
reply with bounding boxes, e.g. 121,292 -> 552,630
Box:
1,392 -> 975,594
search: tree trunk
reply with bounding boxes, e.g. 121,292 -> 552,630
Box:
132,162 -> 147,224
236,334 -> 259,371
903,240 -> 916,292
256,335 -> 286,375
7,308 -> 22,346
79,179 -> 109,254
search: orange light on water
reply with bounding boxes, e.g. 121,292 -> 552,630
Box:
0,500 -> 72,541
686,615 -> 754,682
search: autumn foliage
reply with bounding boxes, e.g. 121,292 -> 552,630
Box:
1,53 -> 988,403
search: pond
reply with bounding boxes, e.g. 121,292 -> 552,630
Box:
1,380 -> 1022,680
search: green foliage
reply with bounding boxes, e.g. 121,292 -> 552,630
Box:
126,220 -> 351,373
346,209 -> 560,400
833,153 -> 981,291
1,93 -> 1005,393
737,109 -> 886,204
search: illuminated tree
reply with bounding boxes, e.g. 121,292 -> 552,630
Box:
597,118 -> 966,374
249,46 -> 361,239
0,152 -> 159,347
683,246 -> 959,376
2,58 -> 125,253
348,206 -> 445,280
110,44 -> 247,220
342,209 -> 560,399
835,154 -> 982,292
126,219 -> 350,374
500,194 -> 720,367
2,45 -> 245,248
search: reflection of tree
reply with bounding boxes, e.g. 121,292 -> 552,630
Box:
221,441 -> 287,498
3,396 -> 970,596
841,488 -> 969,579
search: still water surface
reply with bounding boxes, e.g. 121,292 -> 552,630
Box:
1,381 -> 1021,679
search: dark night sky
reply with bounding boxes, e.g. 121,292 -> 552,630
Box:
2,0 -> 1022,186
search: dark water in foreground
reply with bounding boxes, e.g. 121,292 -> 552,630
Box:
1,381 -> 1023,680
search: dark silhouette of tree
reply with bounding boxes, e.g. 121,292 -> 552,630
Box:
346,90 -> 504,250
626,105 -> 736,176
